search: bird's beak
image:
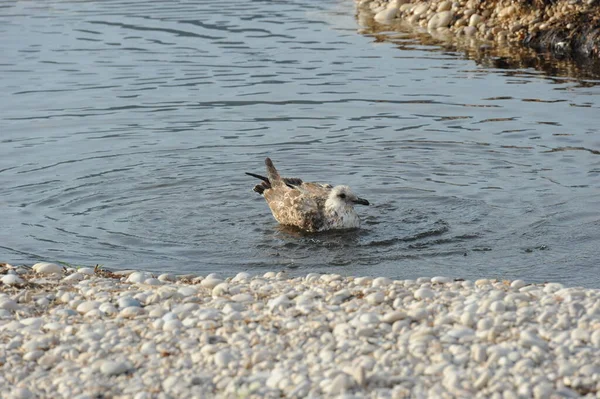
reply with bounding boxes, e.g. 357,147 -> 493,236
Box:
353,197 -> 370,206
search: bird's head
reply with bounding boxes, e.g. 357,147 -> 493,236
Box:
326,185 -> 370,210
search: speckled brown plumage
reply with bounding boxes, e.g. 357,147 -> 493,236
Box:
246,158 -> 369,232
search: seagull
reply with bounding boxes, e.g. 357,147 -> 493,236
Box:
246,157 -> 369,232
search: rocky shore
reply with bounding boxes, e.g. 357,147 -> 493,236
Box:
356,0 -> 600,59
1,262 -> 600,398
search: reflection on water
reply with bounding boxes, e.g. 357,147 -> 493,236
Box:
357,18 -> 600,81
1,0 -> 599,287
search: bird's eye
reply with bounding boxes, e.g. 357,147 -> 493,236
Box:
338,193 -> 346,199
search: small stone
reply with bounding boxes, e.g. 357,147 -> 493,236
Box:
121,306 -> 144,318
591,330 -> 600,347
117,297 -> 141,308
511,280 -> 526,289
382,311 -> 407,324
2,274 -> 25,286
428,10 -> 453,30
533,382 -> 553,399
78,267 -> 95,275
212,283 -> 229,296
33,262 -> 63,275
366,291 -> 385,305
468,14 -> 482,27
358,312 -> 380,324
431,276 -> 451,284
76,301 -> 100,314
126,272 -> 150,284
232,272 -> 251,282
214,350 -> 234,368
372,277 -> 392,287
158,273 -> 176,282
63,273 -> 84,283
163,319 -> 183,331
201,277 -> 223,289
326,372 -> 355,395
408,308 -> 428,321
489,301 -> 505,313
232,293 -> 253,302
414,287 -> 435,300
101,360 -> 131,376
268,295 -> 291,311
11,387 -> 34,399
177,286 -> 198,297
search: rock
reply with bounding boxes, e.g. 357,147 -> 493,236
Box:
358,312 -> 380,324
468,14 -> 482,27
212,283 -> 229,296
201,277 -> 223,289
366,291 -> 385,305
78,267 -> 95,275
431,276 -> 451,284
382,311 -> 407,323
33,262 -> 63,275
10,387 -> 34,399
101,360 -> 131,376
76,301 -> 100,314
214,350 -> 234,368
63,273 -> 84,283
126,271 -> 150,284
117,297 -> 141,308
158,273 -> 176,282
428,11 -> 453,30
326,372 -> 355,395
414,287 -> 435,300
1,274 -> 25,285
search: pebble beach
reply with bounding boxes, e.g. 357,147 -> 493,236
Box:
1,263 -> 600,398
356,0 -> 600,59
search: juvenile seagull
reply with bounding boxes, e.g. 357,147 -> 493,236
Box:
246,158 -> 369,232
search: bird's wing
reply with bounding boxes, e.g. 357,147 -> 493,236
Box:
263,185 -> 325,232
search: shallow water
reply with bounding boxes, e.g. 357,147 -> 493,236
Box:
1,0 -> 599,286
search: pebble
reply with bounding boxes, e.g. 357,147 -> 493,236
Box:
382,311 -> 407,323
78,267 -> 95,276
1,274 -> 25,285
100,360 -> 131,376
32,262 -> 62,275
358,0 -> 595,60
2,262 -> 600,398
117,297 -> 141,308
414,287 -> 435,300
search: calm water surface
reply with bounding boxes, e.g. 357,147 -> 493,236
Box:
1,0 -> 599,286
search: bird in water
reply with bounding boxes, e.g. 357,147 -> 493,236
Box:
246,158 -> 369,232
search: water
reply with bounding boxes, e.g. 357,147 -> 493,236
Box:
1,0 -> 599,287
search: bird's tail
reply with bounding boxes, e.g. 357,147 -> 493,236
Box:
265,157 -> 284,187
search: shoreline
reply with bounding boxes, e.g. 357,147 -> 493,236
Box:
356,0 -> 600,60
2,262 -> 599,398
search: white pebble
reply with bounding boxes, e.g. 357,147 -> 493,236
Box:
366,291 -> 385,305
511,280 -> 526,289
101,360 -> 131,376
382,311 -> 407,324
201,277 -> 223,289
78,267 -> 95,275
1,274 -> 25,285
414,287 -> 435,300
214,350 -> 234,368
158,273 -> 176,282
33,262 -> 63,275
431,276 -> 451,284
372,277 -> 392,287
76,301 -> 99,314
117,297 -> 141,308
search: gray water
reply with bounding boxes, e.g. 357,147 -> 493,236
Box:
1,0 -> 599,287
